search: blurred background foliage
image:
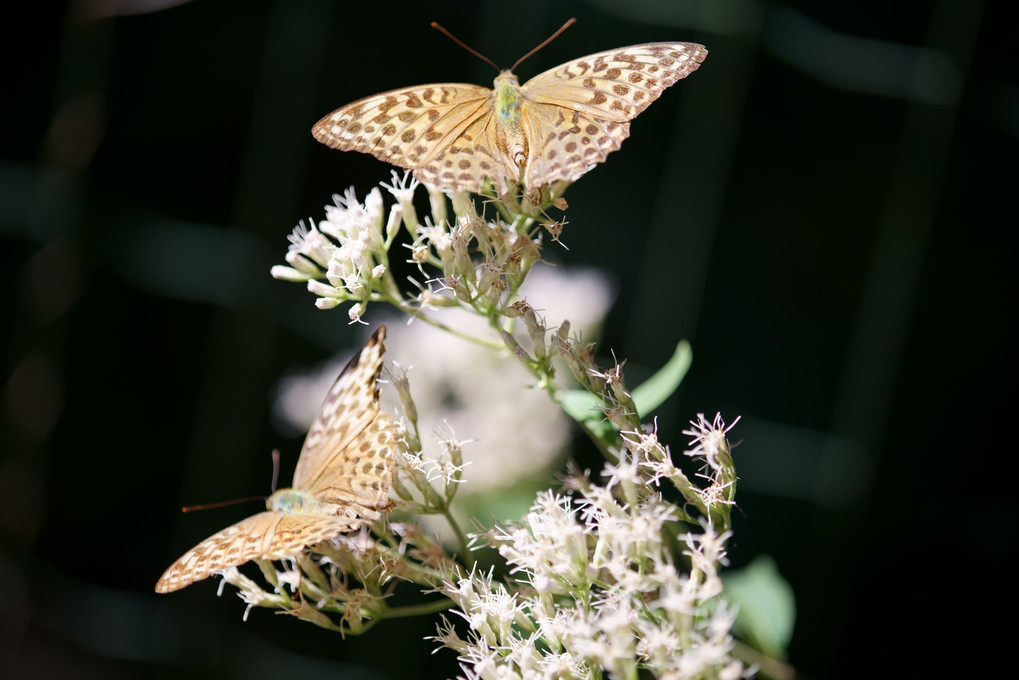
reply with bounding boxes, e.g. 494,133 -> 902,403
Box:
1,0 -> 1014,678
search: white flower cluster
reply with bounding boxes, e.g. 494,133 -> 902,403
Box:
436,416 -> 746,680
272,262 -> 614,501
271,184 -> 397,322
272,171 -> 549,325
264,174 -> 760,676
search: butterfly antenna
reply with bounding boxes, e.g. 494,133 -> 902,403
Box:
510,17 -> 577,72
270,448 -> 281,493
181,496 -> 266,513
430,22 -> 500,71
180,449 -> 281,513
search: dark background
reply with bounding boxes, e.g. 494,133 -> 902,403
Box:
2,0 -> 1014,678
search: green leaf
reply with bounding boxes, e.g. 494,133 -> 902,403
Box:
558,341 -> 692,441
457,481 -> 544,527
722,556 -> 796,657
558,389 -> 616,440
632,340 -> 692,417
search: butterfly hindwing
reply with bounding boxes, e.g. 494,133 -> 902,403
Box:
520,103 -> 629,188
302,409 -> 396,510
413,104 -> 520,193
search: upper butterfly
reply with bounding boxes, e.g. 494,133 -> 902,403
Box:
312,41 -> 707,195
155,327 -> 396,593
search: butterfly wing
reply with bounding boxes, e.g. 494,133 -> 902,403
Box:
519,103 -> 631,188
155,511 -> 361,593
301,409 -> 397,514
520,42 -> 707,187
412,107 -> 522,194
313,84 -> 514,192
291,327 -> 394,511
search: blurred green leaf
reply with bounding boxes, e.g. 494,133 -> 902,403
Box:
458,480 -> 544,527
558,341 -> 692,441
632,340 -> 692,417
558,389 -> 616,440
722,556 -> 796,657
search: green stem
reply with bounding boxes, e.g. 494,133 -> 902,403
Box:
442,506 -> 471,562
383,295 -> 504,350
731,641 -> 797,680
484,314 -> 622,460
381,598 -> 456,619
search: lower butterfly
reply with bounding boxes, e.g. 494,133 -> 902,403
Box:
156,327 -> 397,593
312,36 -> 707,195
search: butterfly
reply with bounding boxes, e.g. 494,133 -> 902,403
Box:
155,326 -> 396,593
312,40 -> 707,195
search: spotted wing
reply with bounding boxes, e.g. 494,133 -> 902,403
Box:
412,107 -> 522,194
291,327 -> 394,509
313,84 -> 512,193
301,409 -> 396,514
519,42 -> 707,188
154,511 -> 361,593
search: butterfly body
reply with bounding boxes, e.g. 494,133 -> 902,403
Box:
156,327 -> 396,594
493,72 -> 524,128
491,71 -> 528,178
268,488 -> 347,517
313,42 -> 707,194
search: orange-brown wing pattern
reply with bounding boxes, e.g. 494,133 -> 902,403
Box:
292,326 -> 387,490
155,512 -> 361,593
520,42 -> 706,188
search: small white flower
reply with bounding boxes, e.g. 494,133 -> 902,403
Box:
623,419 -> 663,457
602,448 -> 642,490
682,412 -> 739,472
347,302 -> 367,324
431,616 -> 470,654
653,572 -> 700,617
381,169 -> 420,206
683,521 -> 732,574
314,296 -> 340,310
698,476 -> 737,509
276,565 -> 302,592
284,219 -> 335,271
635,619 -> 682,664
269,264 -> 311,282
385,203 -> 405,240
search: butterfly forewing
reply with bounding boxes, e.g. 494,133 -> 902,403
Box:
312,40 -> 706,194
312,84 -> 493,180
519,43 -> 706,188
292,326 -> 387,490
522,43 -> 707,121
155,512 -> 362,593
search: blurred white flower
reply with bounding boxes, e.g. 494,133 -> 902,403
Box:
272,264 -> 614,496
